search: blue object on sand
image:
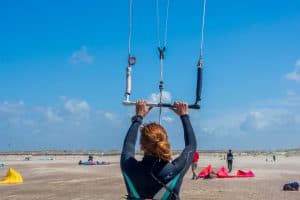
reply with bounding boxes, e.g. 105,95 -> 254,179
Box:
283,182 -> 299,191
0,163 -> 4,168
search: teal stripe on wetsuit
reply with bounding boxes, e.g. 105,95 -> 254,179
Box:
123,172 -> 141,199
123,172 -> 181,200
160,174 -> 181,200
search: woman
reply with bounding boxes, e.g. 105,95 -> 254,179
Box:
121,100 -> 197,200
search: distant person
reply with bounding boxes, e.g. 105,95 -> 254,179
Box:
273,154 -> 276,162
191,151 -> 200,180
24,156 -> 31,161
226,149 -> 233,173
88,155 -> 93,162
120,100 -> 196,199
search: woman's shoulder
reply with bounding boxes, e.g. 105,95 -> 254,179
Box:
121,157 -> 139,171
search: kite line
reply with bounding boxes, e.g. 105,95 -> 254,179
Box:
123,0 -> 207,122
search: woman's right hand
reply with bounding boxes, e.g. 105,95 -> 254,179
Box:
136,100 -> 152,117
170,101 -> 188,116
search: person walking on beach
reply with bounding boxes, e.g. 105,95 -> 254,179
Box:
121,100 -> 197,200
191,151 -> 200,180
227,149 -> 233,173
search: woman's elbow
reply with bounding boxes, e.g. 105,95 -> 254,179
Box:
188,141 -> 197,152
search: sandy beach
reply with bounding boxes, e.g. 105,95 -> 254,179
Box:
0,153 -> 299,200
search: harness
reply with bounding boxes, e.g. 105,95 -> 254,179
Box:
123,172 -> 181,200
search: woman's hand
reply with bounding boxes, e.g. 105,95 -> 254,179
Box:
136,100 -> 152,117
170,101 -> 188,116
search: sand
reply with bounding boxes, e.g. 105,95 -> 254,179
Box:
0,154 -> 299,200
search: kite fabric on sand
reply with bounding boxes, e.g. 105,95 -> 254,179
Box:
198,165 -> 255,179
216,166 -> 236,178
198,164 -> 213,178
236,169 -> 255,177
0,168 -> 23,184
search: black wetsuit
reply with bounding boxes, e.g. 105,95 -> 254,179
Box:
120,115 -> 196,200
227,152 -> 233,172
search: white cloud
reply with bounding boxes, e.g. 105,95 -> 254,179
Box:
0,101 -> 26,124
191,99 -> 300,138
0,101 -> 39,128
70,46 -> 94,64
0,98 -> 131,151
285,59 -> 300,82
104,112 -> 118,121
45,108 -> 63,122
194,111 -> 245,136
1,94 -> 300,151
149,91 -> 172,103
64,99 -> 90,113
285,70 -> 300,82
0,101 -> 24,114
240,111 -> 267,131
162,116 -> 173,122
240,108 -> 296,132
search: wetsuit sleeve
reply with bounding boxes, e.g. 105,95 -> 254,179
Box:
120,115 -> 143,168
171,115 -> 197,169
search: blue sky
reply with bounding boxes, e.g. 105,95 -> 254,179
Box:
1,0 -> 300,151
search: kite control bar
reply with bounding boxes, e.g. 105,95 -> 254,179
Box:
123,101 -> 200,109
123,0 -> 207,115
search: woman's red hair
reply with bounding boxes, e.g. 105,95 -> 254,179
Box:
140,122 -> 172,161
